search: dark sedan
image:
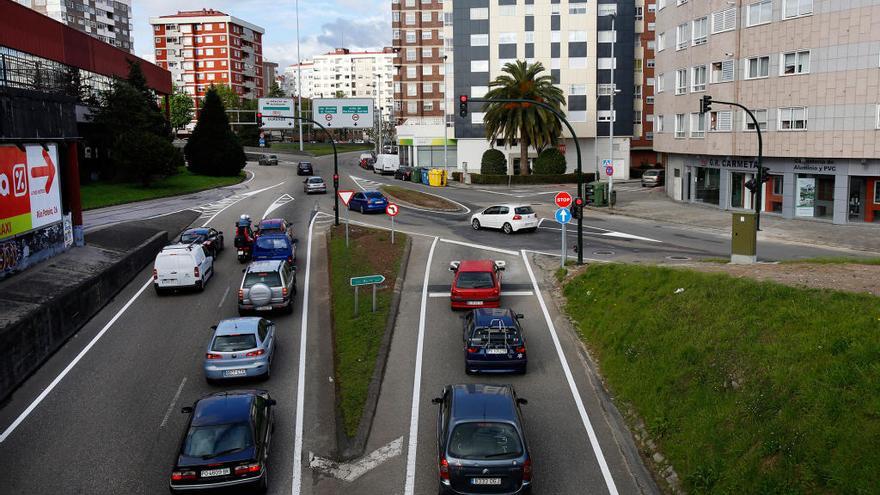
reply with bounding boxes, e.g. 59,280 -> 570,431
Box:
432,384 -> 531,495
297,161 -> 313,175
462,308 -> 527,374
178,228 -> 224,258
169,390 -> 275,493
394,166 -> 414,181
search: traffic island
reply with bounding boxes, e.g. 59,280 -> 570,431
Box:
378,185 -> 464,213
559,263 -> 880,494
326,224 -> 410,457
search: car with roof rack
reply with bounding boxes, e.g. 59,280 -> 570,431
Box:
462,308 -> 527,374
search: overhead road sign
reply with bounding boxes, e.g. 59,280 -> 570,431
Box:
313,98 -> 374,128
258,98 -> 295,129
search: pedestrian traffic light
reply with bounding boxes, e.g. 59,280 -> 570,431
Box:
459,95 -> 468,118
584,184 -> 594,205
256,112 -> 264,128
759,166 -> 771,183
699,95 -> 713,114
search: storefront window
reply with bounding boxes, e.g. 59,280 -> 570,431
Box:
795,174 -> 834,219
694,167 -> 720,205
730,172 -> 754,209
416,145 -> 457,169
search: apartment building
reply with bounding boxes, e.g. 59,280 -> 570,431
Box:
654,0 -> 880,224
150,9 -> 265,107
631,0 -> 658,168
262,61 -> 278,94
18,0 -> 133,52
309,48 -> 396,122
283,62 -> 315,99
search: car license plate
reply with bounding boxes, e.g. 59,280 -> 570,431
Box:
237,250 -> 244,255
201,467 -> 230,477
256,305 -> 272,311
223,369 -> 247,377
486,348 -> 507,355
466,301 -> 483,306
471,478 -> 501,485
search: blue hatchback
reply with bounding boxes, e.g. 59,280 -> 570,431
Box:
252,233 -> 296,264
462,308 -> 527,374
348,190 -> 388,213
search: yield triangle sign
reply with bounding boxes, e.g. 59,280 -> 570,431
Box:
338,190 -> 355,206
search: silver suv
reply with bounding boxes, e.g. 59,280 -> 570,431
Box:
238,260 -> 296,315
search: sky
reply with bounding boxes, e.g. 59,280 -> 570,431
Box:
132,0 -> 391,70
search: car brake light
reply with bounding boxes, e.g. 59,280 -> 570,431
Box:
515,346 -> 526,354
513,214 -> 522,220
522,458 -> 532,482
439,457 -> 449,480
171,470 -> 197,481
287,255 -> 293,263
467,347 -> 479,354
194,266 -> 200,278
206,353 -> 222,359
246,349 -> 265,357
234,462 -> 261,476
152,268 -> 157,280
282,287 -> 288,297
238,289 -> 244,301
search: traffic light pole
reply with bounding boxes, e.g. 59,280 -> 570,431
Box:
466,97 -> 586,264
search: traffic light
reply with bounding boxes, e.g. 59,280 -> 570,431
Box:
744,178 -> 758,193
572,196 -> 585,219
459,95 -> 468,118
256,112 -> 264,128
699,95 -> 713,114
760,166 -> 771,183
584,184 -> 594,205
333,173 -> 339,189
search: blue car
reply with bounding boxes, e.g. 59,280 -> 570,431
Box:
462,308 -> 527,374
252,233 -> 296,264
204,318 -> 275,382
348,190 -> 388,213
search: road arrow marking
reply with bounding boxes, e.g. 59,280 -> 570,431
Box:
262,193 -> 295,219
309,436 -> 403,482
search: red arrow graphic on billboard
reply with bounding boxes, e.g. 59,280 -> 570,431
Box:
31,149 -> 56,194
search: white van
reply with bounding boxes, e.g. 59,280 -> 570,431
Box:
153,244 -> 214,294
373,154 -> 400,175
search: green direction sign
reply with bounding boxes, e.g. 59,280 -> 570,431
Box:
342,105 -> 369,114
350,274 -> 385,287
318,106 -> 338,114
263,105 -> 290,111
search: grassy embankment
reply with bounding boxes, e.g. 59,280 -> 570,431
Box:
379,184 -> 461,211
270,143 -> 374,156
81,167 -> 245,210
328,225 -> 407,437
562,263 -> 880,493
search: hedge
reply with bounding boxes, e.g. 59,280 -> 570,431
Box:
480,149 -> 507,175
533,148 -> 567,175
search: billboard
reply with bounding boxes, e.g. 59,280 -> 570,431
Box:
312,98 -> 374,128
258,98 -> 296,129
0,144 -> 62,241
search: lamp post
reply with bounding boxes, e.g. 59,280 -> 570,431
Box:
442,54 -> 449,169
607,13 -> 616,208
295,0 -> 304,151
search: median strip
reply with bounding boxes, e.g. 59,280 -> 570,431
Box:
379,184 -> 464,213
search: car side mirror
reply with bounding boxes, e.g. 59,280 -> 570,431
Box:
267,399 -> 277,407
303,179 -> 308,183
181,406 -> 193,414
516,398 -> 528,406
431,397 -> 443,405
211,325 -> 217,330
516,314 -> 524,319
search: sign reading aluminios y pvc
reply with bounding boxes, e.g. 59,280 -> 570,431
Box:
258,98 -> 295,129
0,144 -> 62,241
312,98 -> 374,128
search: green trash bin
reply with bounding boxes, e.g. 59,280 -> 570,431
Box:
591,181 -> 607,207
411,167 -> 422,182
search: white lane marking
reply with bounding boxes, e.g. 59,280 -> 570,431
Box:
242,181 -> 286,197
239,169 -> 255,186
262,193 -> 295,219
520,250 -> 619,495
538,224 -> 662,243
315,211 -> 436,239
200,181 -> 285,228
439,238 -> 518,256
309,436 -> 403,482
160,377 -> 188,428
350,175 -> 382,191
0,277 -> 153,444
427,291 -> 534,298
600,231 -> 662,243
291,213 -> 318,495
403,236 -> 440,495
218,286 -> 231,308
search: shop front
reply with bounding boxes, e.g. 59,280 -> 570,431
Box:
397,136 -> 457,169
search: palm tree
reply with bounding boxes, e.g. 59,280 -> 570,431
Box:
482,61 -> 565,175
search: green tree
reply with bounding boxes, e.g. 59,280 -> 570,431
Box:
169,86 -> 194,132
334,90 -> 346,98
185,87 -> 246,176
533,147 -> 566,175
209,83 -> 241,110
114,132 -> 183,186
268,80 -> 285,97
480,149 -> 507,175
482,60 -> 565,175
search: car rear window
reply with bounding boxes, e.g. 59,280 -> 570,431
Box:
456,271 -> 495,289
212,334 -> 257,352
644,170 -> 659,176
256,237 -> 288,250
244,271 -> 282,288
179,233 -> 204,243
308,177 -> 323,183
365,192 -> 384,199
448,422 -> 523,460
514,206 -> 534,215
183,422 -> 254,458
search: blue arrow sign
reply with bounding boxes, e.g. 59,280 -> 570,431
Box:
555,207 -> 572,224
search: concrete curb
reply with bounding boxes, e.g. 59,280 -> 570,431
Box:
337,235 -> 413,461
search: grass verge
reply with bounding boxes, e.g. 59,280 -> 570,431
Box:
379,184 -> 461,211
328,225 -> 407,437
80,167 -> 245,210
780,256 -> 880,265
271,142 -> 373,156
562,264 -> 880,494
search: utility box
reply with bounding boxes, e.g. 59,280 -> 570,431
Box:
591,181 -> 607,207
731,212 -> 757,264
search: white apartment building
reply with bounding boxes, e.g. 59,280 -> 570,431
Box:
311,48 -> 396,122
283,62 -> 314,99
18,0 -> 134,52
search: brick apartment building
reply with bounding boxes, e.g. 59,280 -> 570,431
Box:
632,0 -> 658,169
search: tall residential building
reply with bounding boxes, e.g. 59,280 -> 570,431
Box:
262,61 -> 278,94
18,0 -> 134,52
283,62 -> 315,99
311,48 -> 396,122
631,0 -> 658,168
653,0 -> 880,225
149,9 -> 265,107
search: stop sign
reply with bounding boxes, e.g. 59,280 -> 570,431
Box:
554,191 -> 573,208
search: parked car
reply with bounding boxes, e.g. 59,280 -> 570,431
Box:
372,154 -> 400,175
256,218 -> 294,242
178,227 -> 224,258
358,152 -> 375,170
238,260 -> 296,315
448,260 -> 505,310
153,244 -> 214,295
348,191 -> 389,213
297,161 -> 313,175
303,176 -> 327,194
394,166 -> 414,181
462,308 -> 527,374
169,390 -> 275,494
641,168 -> 665,187
251,234 -> 296,264
471,205 -> 539,235
431,384 -> 531,495
258,154 -> 278,166
204,317 -> 276,382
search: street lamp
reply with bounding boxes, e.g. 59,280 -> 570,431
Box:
442,54 -> 450,170
606,12 -> 617,208
295,0 -> 303,151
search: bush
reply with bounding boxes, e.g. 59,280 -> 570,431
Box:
533,148 -> 566,175
480,149 -> 507,175
113,132 -> 183,186
185,87 -> 246,176
235,125 -> 263,147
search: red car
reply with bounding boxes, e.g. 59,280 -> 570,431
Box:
449,260 -> 506,310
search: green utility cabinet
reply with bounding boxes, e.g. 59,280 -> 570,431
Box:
731,212 -> 757,264
591,181 -> 607,206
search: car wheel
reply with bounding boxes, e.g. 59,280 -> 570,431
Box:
502,223 -> 513,235
285,301 -> 294,315
519,364 -> 528,375
205,377 -> 217,386
471,219 -> 481,230
360,205 -> 366,214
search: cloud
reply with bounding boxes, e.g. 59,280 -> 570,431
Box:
265,15 -> 390,70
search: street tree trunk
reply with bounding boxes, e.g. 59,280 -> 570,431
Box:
519,136 -> 529,175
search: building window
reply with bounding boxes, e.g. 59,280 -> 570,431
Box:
407,84 -> 417,96
746,56 -> 770,79
393,30 -> 400,40
407,101 -> 417,114
422,11 -> 431,22
422,48 -> 432,58
569,4 -> 587,14
675,69 -> 688,94
676,23 -> 689,50
407,66 -> 417,79
470,7 -> 489,20
634,111 -> 642,124
657,32 -> 665,51
406,31 -> 416,43
657,73 -> 665,93
779,106 -> 807,130
406,48 -> 416,61
709,110 -> 733,131
405,12 -> 415,25
499,5 -> 516,16
646,96 -> 655,105
635,6 -> 644,20
598,84 -> 615,96
781,50 -> 810,75
598,31 -> 617,43
647,59 -> 655,68
783,0 -> 812,18
692,17 -> 708,45
471,34 -> 489,46
422,30 -> 433,40
690,112 -> 706,138
674,114 -> 686,138
712,8 -> 737,33
747,0 -> 773,26
656,115 -> 664,132
598,58 -> 617,70
422,65 -> 433,75
634,59 -> 643,72
647,40 -> 656,50
392,12 -> 399,23
570,84 -> 587,95
500,32 -> 518,44
744,109 -> 769,130
423,101 -> 434,111
711,60 -> 735,83
692,65 -> 707,92
471,60 -> 489,72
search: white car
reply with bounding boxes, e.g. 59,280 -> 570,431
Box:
153,243 -> 214,294
470,204 -> 539,234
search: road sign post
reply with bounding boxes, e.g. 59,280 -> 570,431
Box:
555,207 -> 572,268
386,203 -> 399,244
338,190 -> 355,247
350,275 -> 386,316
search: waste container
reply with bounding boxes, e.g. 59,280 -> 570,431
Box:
591,181 -> 607,207
440,169 -> 448,186
429,169 -> 448,187
411,167 -> 422,183
421,168 -> 430,185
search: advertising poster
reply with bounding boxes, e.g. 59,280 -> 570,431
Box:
795,177 -> 816,217
0,144 -> 62,241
